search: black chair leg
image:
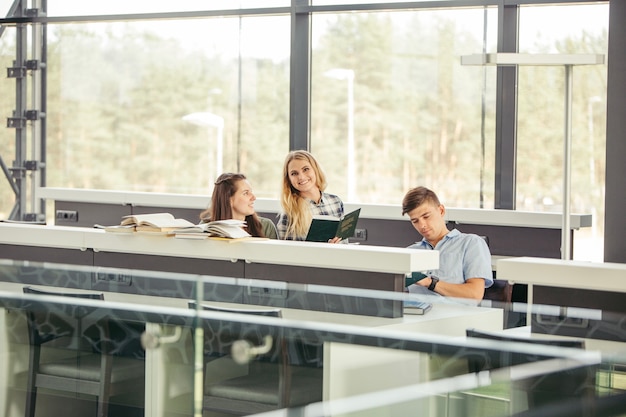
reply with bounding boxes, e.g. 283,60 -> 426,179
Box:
24,344 -> 40,417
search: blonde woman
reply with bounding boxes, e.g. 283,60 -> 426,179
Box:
277,150 -> 344,241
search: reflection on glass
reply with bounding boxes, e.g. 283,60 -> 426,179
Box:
311,8 -> 498,207
0,259 -> 625,417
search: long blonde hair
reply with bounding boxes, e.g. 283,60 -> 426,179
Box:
280,150 -> 328,239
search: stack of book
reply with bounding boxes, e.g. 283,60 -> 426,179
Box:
95,212 -> 195,234
173,219 -> 252,240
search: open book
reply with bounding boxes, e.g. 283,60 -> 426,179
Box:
305,208 -> 361,242
119,212 -> 195,233
173,219 -> 251,239
94,224 -> 136,234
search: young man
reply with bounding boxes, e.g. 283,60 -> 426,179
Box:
402,186 -> 493,301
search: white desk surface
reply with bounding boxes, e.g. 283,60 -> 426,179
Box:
0,222 -> 438,275
497,256 -> 626,293
38,187 -> 593,229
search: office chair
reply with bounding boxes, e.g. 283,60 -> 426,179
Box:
22,286 -> 145,417
190,302 -> 323,415
465,328 -> 596,416
482,279 -> 514,327
511,390 -> 626,417
478,235 -> 514,326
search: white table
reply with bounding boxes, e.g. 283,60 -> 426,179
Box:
323,303 -> 503,410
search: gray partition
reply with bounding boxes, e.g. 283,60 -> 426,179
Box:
0,244 -> 405,318
0,244 -> 94,266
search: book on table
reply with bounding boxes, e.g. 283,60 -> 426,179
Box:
173,219 -> 252,239
403,300 -> 432,315
117,212 -> 195,233
94,224 -> 136,234
305,208 -> 361,242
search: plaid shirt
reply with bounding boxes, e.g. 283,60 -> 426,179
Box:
277,192 -> 344,240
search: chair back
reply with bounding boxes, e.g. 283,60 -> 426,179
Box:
23,286 -> 144,357
189,302 -> 283,362
23,286 -> 105,350
466,328 -> 585,370
21,286 -> 146,417
466,328 -> 595,412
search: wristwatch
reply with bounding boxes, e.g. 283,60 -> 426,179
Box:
428,276 -> 439,292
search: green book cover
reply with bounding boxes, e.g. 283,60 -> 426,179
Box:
305,208 -> 361,242
405,271 -> 428,287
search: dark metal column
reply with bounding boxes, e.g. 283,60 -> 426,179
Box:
494,4 -> 519,210
603,0 -> 626,263
288,0 -> 311,151
2,0 -> 46,222
8,0 -> 28,220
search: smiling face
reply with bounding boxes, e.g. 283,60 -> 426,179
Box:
407,201 -> 448,247
287,158 -> 320,201
230,179 -> 256,220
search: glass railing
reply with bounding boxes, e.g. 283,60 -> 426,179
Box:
1,258 -> 624,417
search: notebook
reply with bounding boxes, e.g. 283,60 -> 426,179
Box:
403,299 -> 432,315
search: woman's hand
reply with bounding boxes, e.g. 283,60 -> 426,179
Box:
328,237 -> 342,244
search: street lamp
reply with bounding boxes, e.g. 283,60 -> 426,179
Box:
182,112 -> 224,182
587,96 -> 602,187
587,96 -> 602,239
324,68 -> 356,202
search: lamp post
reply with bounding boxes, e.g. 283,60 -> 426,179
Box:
587,96 -> 602,239
182,112 -> 224,183
324,68 -> 356,202
461,53 -> 605,260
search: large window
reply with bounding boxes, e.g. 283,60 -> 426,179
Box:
45,1 -> 291,16
517,3 -> 608,260
44,15 -> 290,197
311,7 -> 498,207
0,1 -> 610,262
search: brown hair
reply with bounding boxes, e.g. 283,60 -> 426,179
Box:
401,186 -> 441,216
280,150 -> 328,239
200,172 -> 265,237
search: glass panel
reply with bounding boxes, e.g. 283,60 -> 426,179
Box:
46,15 -> 289,198
312,0 -> 485,5
311,7 -> 498,207
1,259 -> 625,417
517,3 -> 609,261
0,27 -> 15,219
46,0 -> 289,16
0,0 -> 12,17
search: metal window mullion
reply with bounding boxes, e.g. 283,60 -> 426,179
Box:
289,0 -> 311,151
31,0 -> 46,218
13,0 -> 29,220
494,3 -> 519,210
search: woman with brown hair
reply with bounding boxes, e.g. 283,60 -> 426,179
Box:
200,172 -> 277,239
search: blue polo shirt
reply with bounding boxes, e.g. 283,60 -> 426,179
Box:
408,229 -> 494,288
